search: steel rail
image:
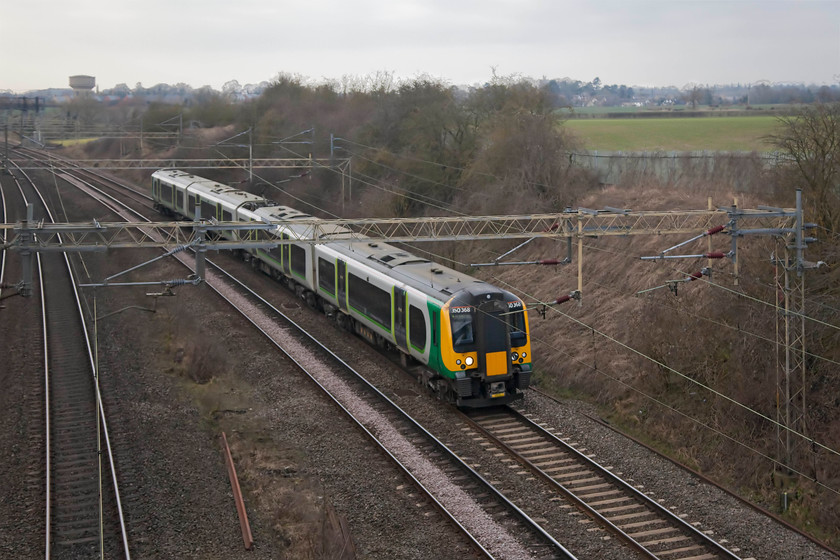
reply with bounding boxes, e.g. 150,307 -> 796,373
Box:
0,183 -> 7,297
44,165 -> 500,557
529,385 -> 840,558
57,157 -> 571,556
10,161 -> 131,559
201,256 -> 576,559
6,174 -> 50,556
15,146 -> 156,207
11,170 -> 53,559
466,406 -> 741,559
34,159 -> 513,557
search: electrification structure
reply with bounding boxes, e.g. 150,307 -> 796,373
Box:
0,194 -> 816,484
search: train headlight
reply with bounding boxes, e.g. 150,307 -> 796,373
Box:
456,359 -> 462,366
511,352 -> 519,362
465,356 -> 474,366
522,352 -> 527,359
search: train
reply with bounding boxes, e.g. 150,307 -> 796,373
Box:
151,169 -> 532,407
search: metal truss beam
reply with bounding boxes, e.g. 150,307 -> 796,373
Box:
6,157 -> 341,171
0,207 -> 797,251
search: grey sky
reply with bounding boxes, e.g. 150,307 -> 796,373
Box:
2,0 -> 838,93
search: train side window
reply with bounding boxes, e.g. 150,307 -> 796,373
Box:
201,199 -> 217,220
222,209 -> 232,222
409,305 -> 426,351
188,194 -> 196,214
175,189 -> 184,210
161,183 -> 173,205
348,273 -> 391,331
291,244 -> 306,277
318,258 -> 336,296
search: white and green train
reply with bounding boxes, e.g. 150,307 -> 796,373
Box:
152,169 -> 532,407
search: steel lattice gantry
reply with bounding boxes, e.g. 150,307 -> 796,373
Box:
6,157 -> 333,170
1,202 -> 815,483
0,206 -> 798,249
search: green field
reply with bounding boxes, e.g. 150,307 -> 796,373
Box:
564,115 -> 783,152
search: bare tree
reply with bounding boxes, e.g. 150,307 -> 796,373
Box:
682,84 -> 705,109
221,79 -> 242,99
767,102 -> 840,231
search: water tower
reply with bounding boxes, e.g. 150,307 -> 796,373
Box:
69,75 -> 96,95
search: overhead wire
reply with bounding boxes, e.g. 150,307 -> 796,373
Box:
488,275 -> 840,463
336,137 -> 564,198
577,238 -> 840,369
164,130 -> 840,458
417,244 -> 840,476
341,147 -> 470,195
275,142 -> 470,217
577,235 -> 840,333
405,237 -> 840,480
529,327 -> 840,496
144,127 -> 840,496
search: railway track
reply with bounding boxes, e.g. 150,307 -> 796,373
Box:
15,146 -> 155,212
465,405 -> 740,560
18,155 -> 576,557
7,154 -> 736,557
190,257 -> 578,559
9,164 -> 131,559
6,151 -> 834,557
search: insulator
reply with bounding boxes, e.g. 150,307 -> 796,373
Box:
704,252 -> 727,259
687,271 -> 703,281
705,225 -> 726,236
538,259 -> 563,265
554,294 -> 572,304
545,223 -> 559,232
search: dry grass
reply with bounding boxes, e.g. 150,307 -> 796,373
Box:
152,308 -> 353,558
73,133 -> 840,548
470,179 -> 840,546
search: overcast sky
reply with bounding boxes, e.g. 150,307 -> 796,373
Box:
2,0 -> 838,93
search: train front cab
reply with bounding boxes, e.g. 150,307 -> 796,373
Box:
440,289 -> 532,408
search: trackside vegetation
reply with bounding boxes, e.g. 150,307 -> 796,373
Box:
59,77 -> 840,549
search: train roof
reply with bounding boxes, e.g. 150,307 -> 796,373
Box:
153,170 -> 516,304
325,240 -> 492,303
153,169 -> 273,208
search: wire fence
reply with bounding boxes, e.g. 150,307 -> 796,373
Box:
570,150 -> 794,186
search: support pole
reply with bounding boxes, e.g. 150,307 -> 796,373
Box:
707,197 -> 714,272
776,189 -> 808,481
19,204 -> 34,297
193,207 -> 206,284
730,198 -> 740,286
577,216 -> 583,302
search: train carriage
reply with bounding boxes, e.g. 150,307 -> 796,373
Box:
151,169 -> 532,407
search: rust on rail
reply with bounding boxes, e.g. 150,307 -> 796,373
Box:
221,431 -> 254,550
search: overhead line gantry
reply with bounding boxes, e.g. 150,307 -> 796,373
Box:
0,192 -> 818,496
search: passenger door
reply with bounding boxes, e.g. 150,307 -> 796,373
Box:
394,287 -> 407,351
337,259 -> 347,311
281,233 -> 291,276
